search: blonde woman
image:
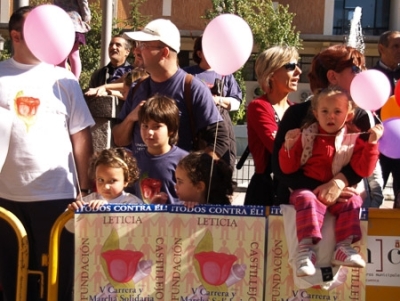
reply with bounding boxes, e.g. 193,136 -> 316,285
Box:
245,46 -> 301,206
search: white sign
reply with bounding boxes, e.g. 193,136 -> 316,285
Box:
366,236 -> 400,287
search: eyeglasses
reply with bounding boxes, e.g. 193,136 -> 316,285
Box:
135,41 -> 165,50
283,62 -> 300,71
351,65 -> 363,74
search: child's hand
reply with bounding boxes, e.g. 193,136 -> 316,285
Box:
150,192 -> 168,204
184,201 -> 200,208
88,200 -> 107,210
284,128 -> 301,150
68,200 -> 87,211
368,124 -> 384,144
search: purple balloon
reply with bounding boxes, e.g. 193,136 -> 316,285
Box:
379,118 -> 400,159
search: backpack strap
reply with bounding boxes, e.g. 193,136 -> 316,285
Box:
183,74 -> 198,147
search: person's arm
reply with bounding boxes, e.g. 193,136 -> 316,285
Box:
272,102 -> 323,190
350,124 -> 383,177
218,74 -> 242,111
112,100 -> 145,147
201,121 -> 229,159
85,81 -> 125,97
313,122 -> 382,206
213,96 -> 240,111
70,127 -> 93,194
247,99 -> 279,154
353,107 -> 372,141
278,130 -> 303,174
77,0 -> 91,22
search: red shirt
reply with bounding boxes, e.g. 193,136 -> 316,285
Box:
279,126 -> 380,182
247,95 -> 293,174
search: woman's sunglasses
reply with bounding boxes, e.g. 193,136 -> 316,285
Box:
351,65 -> 363,74
283,62 -> 300,71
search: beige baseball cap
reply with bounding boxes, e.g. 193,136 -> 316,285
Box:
123,18 -> 181,53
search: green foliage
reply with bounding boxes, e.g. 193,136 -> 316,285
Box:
79,0 -> 149,89
0,39 -> 12,61
204,0 -> 302,124
79,1 -> 105,89
0,0 -> 50,61
0,0 -> 148,89
80,1 -> 135,89
126,0 -> 150,31
229,69 -> 246,125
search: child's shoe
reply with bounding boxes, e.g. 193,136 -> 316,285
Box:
296,248 -> 317,277
331,245 -> 366,268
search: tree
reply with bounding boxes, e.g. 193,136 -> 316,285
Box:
80,0 -> 149,89
203,0 -> 302,124
0,1 -> 148,90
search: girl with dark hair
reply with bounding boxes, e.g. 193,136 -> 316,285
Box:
175,151 -> 233,205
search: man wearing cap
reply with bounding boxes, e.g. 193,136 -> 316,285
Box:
112,19 -> 229,160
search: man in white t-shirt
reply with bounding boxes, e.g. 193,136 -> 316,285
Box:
0,6 -> 94,301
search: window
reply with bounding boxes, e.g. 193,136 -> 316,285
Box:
333,0 -> 390,36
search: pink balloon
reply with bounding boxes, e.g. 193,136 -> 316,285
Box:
350,69 -> 391,111
202,14 -> 253,75
379,118 -> 400,159
24,5 -> 75,65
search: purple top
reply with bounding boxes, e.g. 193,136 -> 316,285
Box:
118,68 -> 223,154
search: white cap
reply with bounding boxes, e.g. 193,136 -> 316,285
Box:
123,19 -> 181,53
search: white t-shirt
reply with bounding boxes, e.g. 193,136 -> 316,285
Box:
0,59 -> 94,202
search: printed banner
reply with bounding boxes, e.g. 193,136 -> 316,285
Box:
74,204 -> 169,301
366,236 -> 400,287
165,205 -> 267,301
73,204 -> 267,301
265,206 -> 368,301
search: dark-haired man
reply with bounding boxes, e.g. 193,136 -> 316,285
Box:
373,30 -> 400,208
0,6 -> 94,300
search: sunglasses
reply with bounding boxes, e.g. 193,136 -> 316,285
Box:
283,62 -> 300,71
351,65 -> 363,74
135,41 -> 164,50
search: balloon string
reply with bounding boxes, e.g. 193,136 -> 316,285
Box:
206,76 -> 225,205
373,111 -> 383,124
303,132 -> 370,137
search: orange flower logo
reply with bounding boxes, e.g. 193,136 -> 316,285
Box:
194,251 -> 237,286
101,249 -> 144,283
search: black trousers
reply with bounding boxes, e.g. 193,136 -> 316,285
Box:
244,172 -> 276,206
380,153 -> 400,199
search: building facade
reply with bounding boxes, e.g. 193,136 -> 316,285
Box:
1,0 -> 399,101
113,0 -> 399,102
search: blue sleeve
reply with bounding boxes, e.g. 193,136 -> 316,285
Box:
224,74 -> 242,102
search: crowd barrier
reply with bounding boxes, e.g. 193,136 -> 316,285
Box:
0,205 -> 399,301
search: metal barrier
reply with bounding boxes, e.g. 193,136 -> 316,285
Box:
233,157 -> 254,191
0,207 -> 44,301
46,210 -> 73,301
0,207 -> 73,301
